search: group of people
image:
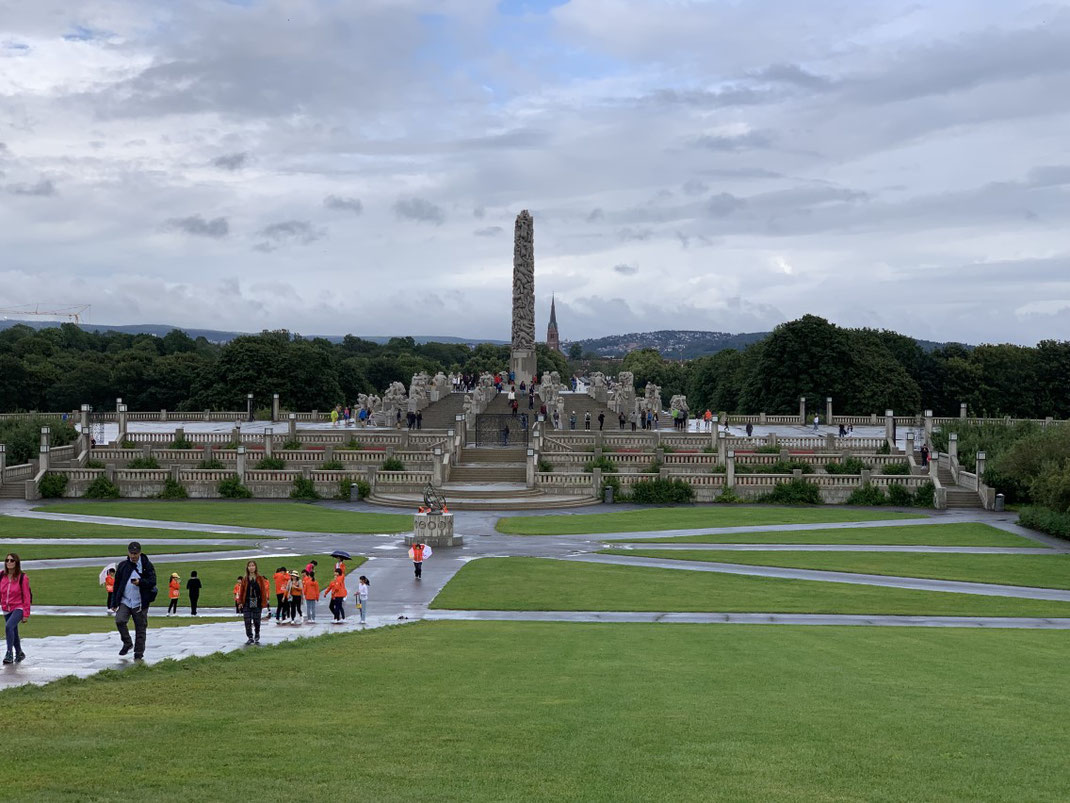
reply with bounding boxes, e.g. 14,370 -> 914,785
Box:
329,404 -> 375,427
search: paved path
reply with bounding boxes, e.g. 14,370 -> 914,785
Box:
607,543 -> 1058,553
567,553 -> 1070,601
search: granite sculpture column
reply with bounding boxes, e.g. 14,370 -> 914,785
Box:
510,210 -> 538,384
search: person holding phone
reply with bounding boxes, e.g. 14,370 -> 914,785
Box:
113,541 -> 157,661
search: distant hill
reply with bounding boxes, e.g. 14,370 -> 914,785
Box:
0,319 -> 507,347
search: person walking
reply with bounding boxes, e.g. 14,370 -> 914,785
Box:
813,415 -> 820,432
324,569 -> 347,623
629,410 -> 637,432
238,560 -> 271,645
186,571 -> 202,616
501,423 -> 510,446
416,410 -> 423,430
302,571 -> 319,623
597,412 -> 605,431
287,570 -> 303,624
113,541 -> 157,661
273,566 -> 290,623
233,576 -> 243,614
356,576 -> 370,625
746,422 -> 753,437
105,567 -> 116,612
167,573 -> 180,616
569,411 -> 577,430
411,542 -> 426,580
2,553 -> 30,665
584,411 -> 591,431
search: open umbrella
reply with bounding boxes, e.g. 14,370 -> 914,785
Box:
98,562 -> 117,586
408,544 -> 432,560
330,550 -> 352,560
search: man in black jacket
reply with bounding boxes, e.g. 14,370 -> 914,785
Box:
113,541 -> 157,661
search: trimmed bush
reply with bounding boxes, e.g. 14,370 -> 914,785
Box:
197,458 -> 225,469
709,464 -> 726,474
39,473 -> 69,498
127,456 -> 160,469
755,445 -> 781,454
715,488 -> 745,504
913,481 -> 936,508
878,462 -> 910,476
84,459 -> 105,469
381,457 -> 405,472
537,458 -> 554,473
218,475 -> 252,498
1018,506 -> 1070,541
876,441 -> 891,455
282,438 -> 303,450
646,459 -> 664,474
759,479 -> 822,505
170,435 -> 195,449
583,456 -> 618,473
343,438 -> 363,450
825,457 -> 867,475
84,476 -> 120,499
338,478 -> 370,500
290,477 -> 320,500
601,474 -> 624,502
320,459 -> 345,471
120,440 -> 137,449
254,457 -> 286,470
629,478 -> 694,504
769,459 -> 813,474
157,478 -> 188,499
886,483 -> 915,507
845,484 -> 887,506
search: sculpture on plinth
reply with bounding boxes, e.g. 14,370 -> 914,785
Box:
509,210 -> 537,383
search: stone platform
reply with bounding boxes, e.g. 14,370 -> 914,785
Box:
406,512 -> 463,546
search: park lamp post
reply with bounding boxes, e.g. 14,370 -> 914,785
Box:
246,393 -> 254,423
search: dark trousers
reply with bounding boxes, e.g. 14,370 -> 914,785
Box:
631,422 -> 636,431
243,606 -> 263,639
329,597 -> 345,620
275,593 -> 287,620
167,599 -> 177,614
189,594 -> 199,616
115,604 -> 148,658
106,591 -> 115,610
290,597 -> 302,619
414,561 -> 423,578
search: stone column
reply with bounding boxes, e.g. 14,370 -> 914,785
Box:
236,446 -> 246,482
272,393 -> 280,422
204,409 -> 211,421
117,404 -> 128,441
39,427 -> 51,472
799,396 -> 806,425
948,432 -> 958,464
960,402 -> 967,419
0,444 -> 7,479
726,450 -> 735,488
924,409 -> 933,444
160,409 -> 168,422
825,433 -> 835,452
526,447 -> 535,487
173,427 -> 185,450
759,412 -> 767,425
509,210 -> 538,384
905,433 -> 915,457
289,413 -> 297,440
231,426 -> 241,446
884,410 -> 894,444
432,447 -> 446,488
264,428 -> 274,459
975,451 -> 986,479
768,432 -> 778,448
826,396 -> 833,425
80,404 -> 91,451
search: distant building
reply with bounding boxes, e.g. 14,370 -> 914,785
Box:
546,295 -> 561,352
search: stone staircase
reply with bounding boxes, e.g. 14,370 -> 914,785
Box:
936,464 -> 984,509
542,392 -> 621,431
414,392 -> 469,430
0,483 -> 25,500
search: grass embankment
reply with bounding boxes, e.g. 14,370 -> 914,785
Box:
625,522 -> 1038,547
496,507 -> 922,535
34,502 -> 411,534
2,622 -> 1069,800
2,543 -> 243,560
613,550 -> 1070,590
12,616 -> 237,638
0,516 -> 272,541
25,554 -> 366,608
430,557 -> 1070,617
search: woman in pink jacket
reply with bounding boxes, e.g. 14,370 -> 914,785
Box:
1,553 -> 31,664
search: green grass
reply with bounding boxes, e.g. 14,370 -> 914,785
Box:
613,550 -> 1070,590
25,553 -> 366,608
496,507 -> 922,535
626,522 -> 1039,547
2,622 -> 1069,801
1,543 -> 243,560
0,515 -> 275,541
34,501 -> 412,534
430,557 -> 1070,617
13,616 -> 237,638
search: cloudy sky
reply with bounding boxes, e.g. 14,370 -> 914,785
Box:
2,0 -> 1069,344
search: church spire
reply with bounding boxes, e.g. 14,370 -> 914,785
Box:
546,294 -> 561,352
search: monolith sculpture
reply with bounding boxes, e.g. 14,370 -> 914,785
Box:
510,210 -> 537,384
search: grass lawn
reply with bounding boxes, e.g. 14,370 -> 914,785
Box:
625,522 -> 1039,547
2,622 -> 1069,800
0,515 -> 274,541
496,506 -> 922,535
613,549 -> 1070,590
3,543 -> 243,560
25,553 -> 366,608
430,557 -> 1070,617
34,501 -> 412,534
15,616 -> 237,638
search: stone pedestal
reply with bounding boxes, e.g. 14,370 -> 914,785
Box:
406,513 -> 462,547
510,348 -> 537,388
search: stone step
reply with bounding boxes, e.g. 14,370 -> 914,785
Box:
367,491 -> 599,510
449,468 -> 526,482
439,484 -> 541,499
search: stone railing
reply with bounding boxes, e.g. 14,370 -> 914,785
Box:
2,463 -> 34,483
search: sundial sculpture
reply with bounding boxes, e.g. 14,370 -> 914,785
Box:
422,481 -> 446,513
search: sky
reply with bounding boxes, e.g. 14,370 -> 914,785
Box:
2,0 -> 1070,345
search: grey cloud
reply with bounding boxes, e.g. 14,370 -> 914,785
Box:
0,143 -> 8,155
474,226 -> 503,237
212,152 -> 249,170
693,130 -> 772,151
706,193 -> 746,217
682,179 -> 708,196
1027,166 -> 1070,187
618,227 -> 653,241
613,263 -> 639,275
473,206 -> 485,219
7,179 -> 56,196
256,220 -> 325,247
323,195 -> 363,214
587,208 -> 604,222
394,197 -> 445,225
643,86 -> 770,108
165,215 -> 229,238
457,128 -> 549,150
749,63 -> 831,89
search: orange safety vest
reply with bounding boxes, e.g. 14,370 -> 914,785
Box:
412,545 -> 425,562
169,579 -> 180,599
105,576 -> 115,593
274,572 -> 289,594
303,578 -> 319,599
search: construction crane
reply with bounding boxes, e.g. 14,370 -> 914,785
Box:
0,304 -> 90,324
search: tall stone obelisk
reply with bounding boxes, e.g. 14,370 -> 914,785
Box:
510,210 -> 537,384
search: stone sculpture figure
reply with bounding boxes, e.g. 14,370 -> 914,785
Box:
644,383 -> 662,415
462,394 -> 474,415
511,211 -> 535,351
432,372 -> 450,396
409,372 -> 430,403
670,394 -> 689,414
616,371 -> 636,416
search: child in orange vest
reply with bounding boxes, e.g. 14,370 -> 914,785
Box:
323,568 -> 347,623
105,568 -> 116,612
233,576 -> 243,614
167,572 -> 180,615
302,571 -> 319,623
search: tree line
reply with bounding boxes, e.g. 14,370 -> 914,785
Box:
1,316 -> 1067,417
